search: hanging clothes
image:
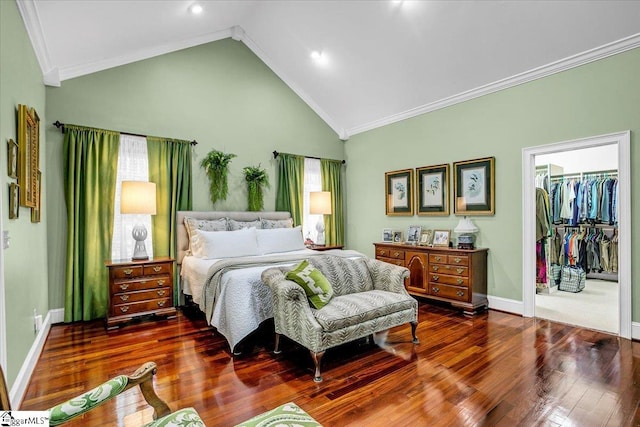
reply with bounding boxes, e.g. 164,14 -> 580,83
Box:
549,174 -> 618,226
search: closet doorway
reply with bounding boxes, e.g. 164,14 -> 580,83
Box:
522,131 -> 631,339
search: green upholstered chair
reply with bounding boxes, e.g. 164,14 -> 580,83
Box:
0,361 -> 205,426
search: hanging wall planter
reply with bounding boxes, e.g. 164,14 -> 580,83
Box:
201,149 -> 236,205
243,164 -> 269,211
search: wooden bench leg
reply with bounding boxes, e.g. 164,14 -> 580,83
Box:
311,351 -> 325,383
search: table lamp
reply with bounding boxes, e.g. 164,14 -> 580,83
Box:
454,216 -> 478,249
309,191 -> 332,246
121,181 -> 157,260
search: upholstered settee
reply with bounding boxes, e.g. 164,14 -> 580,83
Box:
261,255 -> 419,382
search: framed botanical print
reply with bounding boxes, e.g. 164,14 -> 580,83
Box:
416,163 -> 449,215
385,169 -> 414,216
453,156 -> 495,215
7,139 -> 18,179
9,183 -> 19,219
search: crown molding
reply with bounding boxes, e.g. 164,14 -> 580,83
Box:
57,28 -> 233,83
16,0 -> 54,81
347,33 -> 640,137
239,28 -> 348,140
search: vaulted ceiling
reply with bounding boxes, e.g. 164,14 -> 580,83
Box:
18,1 -> 640,139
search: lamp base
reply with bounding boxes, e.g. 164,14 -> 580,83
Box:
315,219 -> 325,246
457,234 -> 475,250
131,224 -> 149,260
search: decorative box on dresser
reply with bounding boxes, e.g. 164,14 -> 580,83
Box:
374,243 -> 488,315
105,256 -> 176,328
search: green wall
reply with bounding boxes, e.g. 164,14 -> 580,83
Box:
0,0 -> 49,387
45,38 -> 343,309
344,48 -> 638,315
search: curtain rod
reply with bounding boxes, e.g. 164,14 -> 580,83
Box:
272,150 -> 345,164
52,121 -> 198,145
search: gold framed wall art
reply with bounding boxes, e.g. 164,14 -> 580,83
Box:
453,156 -> 495,215
416,163 -> 449,215
385,169 -> 414,216
17,104 -> 40,208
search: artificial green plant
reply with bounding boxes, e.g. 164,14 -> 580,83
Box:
243,164 -> 269,211
200,149 -> 236,205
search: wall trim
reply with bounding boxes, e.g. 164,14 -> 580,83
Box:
49,308 -> 64,325
632,323 -> 640,341
9,310 -> 53,409
15,0 -> 53,84
346,33 -> 640,137
487,296 -> 523,316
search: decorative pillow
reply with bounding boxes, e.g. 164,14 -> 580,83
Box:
184,217 -> 227,254
286,260 -> 334,309
261,218 -> 293,229
256,226 -> 305,254
228,219 -> 262,231
192,227 -> 259,259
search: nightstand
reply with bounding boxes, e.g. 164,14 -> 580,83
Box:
309,245 -> 344,251
105,256 -> 176,329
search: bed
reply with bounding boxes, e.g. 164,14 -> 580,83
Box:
176,211 -> 362,354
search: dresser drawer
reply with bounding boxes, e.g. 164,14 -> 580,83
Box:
112,288 -> 172,304
111,297 -> 172,317
110,265 -> 143,279
429,284 -> 469,302
377,257 -> 405,267
430,264 -> 468,276
143,262 -> 172,276
429,273 -> 469,287
448,255 -> 469,266
376,247 -> 405,260
428,253 -> 448,264
111,276 -> 171,293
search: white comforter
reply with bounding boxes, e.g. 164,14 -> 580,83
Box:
181,249 -> 363,352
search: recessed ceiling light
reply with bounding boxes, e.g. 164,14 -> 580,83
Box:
310,51 -> 329,66
310,51 -> 323,60
189,3 -> 203,15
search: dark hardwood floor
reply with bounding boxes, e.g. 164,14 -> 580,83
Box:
21,303 -> 640,426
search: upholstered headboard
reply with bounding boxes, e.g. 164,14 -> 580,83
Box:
176,211 -> 293,264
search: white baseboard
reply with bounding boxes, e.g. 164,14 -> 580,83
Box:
631,322 -> 640,341
49,308 -> 64,324
10,309 -> 58,409
487,296 -> 524,315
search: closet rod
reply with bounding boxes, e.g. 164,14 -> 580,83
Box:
52,121 -> 198,145
272,150 -> 346,164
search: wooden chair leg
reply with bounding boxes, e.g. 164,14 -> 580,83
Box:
311,351 -> 325,383
410,321 -> 420,344
274,333 -> 282,354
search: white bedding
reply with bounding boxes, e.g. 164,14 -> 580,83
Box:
180,249 -> 362,352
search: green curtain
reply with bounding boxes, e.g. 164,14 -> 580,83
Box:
275,153 -> 305,227
63,125 -> 120,322
147,137 -> 193,305
321,159 -> 345,246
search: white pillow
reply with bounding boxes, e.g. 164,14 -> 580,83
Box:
192,227 -> 259,259
256,226 -> 306,255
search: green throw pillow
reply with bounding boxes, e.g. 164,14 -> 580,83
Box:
286,260 -> 333,309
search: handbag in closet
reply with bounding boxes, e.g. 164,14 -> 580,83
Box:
558,265 -> 586,293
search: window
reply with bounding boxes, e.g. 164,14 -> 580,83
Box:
302,158 -> 322,242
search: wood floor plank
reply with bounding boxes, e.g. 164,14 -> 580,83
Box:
19,303 -> 640,426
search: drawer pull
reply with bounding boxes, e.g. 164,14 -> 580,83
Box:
380,250 -> 387,256
432,287 -> 440,293
119,306 -> 129,313
119,295 -> 129,302
453,257 -> 462,264
456,291 -> 465,297
393,251 -> 400,257
432,266 -> 439,271
119,284 -> 129,291
456,268 -> 464,274
157,290 -> 166,296
153,266 -> 162,273
157,280 -> 165,286
432,275 -> 439,281
457,279 -> 463,285
435,256 -> 442,262
123,268 -> 133,276
157,300 -> 166,307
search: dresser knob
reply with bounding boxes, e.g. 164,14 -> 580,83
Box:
153,266 -> 162,273
157,300 -> 166,307
120,306 -> 129,313
380,250 -> 387,256
456,268 -> 464,274
457,279 -> 463,285
435,256 -> 441,262
157,280 -> 165,286
393,251 -> 400,257
432,266 -> 439,271
432,287 -> 440,293
120,284 -> 129,291
119,295 -> 129,302
157,290 -> 166,296
433,275 -> 439,281
123,268 -> 133,276
453,257 -> 462,264
456,291 -> 465,297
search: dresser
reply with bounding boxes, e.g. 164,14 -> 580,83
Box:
105,257 -> 176,328
374,243 -> 488,315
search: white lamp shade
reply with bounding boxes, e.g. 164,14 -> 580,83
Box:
309,191 -> 332,215
454,217 -> 478,234
121,181 -> 157,215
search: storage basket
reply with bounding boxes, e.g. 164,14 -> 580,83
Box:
558,266 -> 586,293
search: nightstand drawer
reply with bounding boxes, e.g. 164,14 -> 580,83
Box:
111,276 -> 171,293
143,263 -> 172,276
111,265 -> 144,279
429,284 -> 469,302
429,273 -> 469,287
112,288 -> 172,304
430,264 -> 468,276
111,297 -> 172,317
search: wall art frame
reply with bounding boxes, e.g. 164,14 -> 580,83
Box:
31,170 -> 41,223
385,168 -> 414,216
416,163 -> 449,215
9,182 -> 19,219
7,139 -> 18,179
432,229 -> 451,247
453,156 -> 495,215
17,104 -> 39,208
